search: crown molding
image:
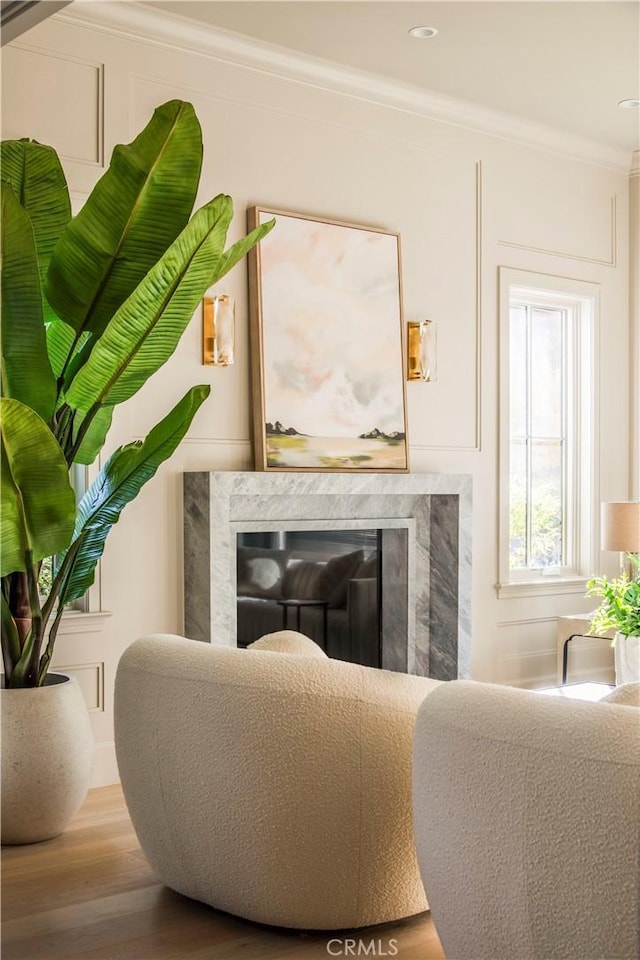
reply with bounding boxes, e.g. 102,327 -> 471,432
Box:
55,1 -> 630,172
631,151 -> 640,178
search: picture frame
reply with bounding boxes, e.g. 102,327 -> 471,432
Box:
247,207 -> 409,472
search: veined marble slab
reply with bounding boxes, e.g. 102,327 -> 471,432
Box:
184,472 -> 472,680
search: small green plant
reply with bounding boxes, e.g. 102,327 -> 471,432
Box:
586,555 -> 640,638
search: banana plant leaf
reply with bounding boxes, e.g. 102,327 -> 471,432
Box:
1,182 -> 56,423
65,194 -> 258,414
217,220 -> 276,278
0,398 -> 75,576
46,100 -> 203,343
1,139 -> 71,324
59,333 -> 97,395
73,406 -> 114,465
46,319 -> 82,379
57,385 -> 210,604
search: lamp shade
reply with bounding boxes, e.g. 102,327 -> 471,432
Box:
601,501 -> 640,552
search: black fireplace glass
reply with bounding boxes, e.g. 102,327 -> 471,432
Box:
236,529 -> 381,667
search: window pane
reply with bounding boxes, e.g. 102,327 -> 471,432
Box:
38,556 -> 53,599
509,439 -> 527,569
509,305 -> 527,438
505,280 -> 593,584
530,439 -> 563,568
530,308 -> 563,438
38,466 -> 88,605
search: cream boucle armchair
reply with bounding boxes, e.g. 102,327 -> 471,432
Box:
412,680 -> 640,960
115,631 -> 441,930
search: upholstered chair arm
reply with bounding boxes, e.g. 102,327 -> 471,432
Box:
116,633 -> 441,930
412,680 -> 640,960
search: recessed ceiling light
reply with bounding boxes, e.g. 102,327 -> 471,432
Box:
409,26 -> 439,40
618,99 -> 640,109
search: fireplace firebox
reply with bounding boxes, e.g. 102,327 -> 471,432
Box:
236,528 -> 382,667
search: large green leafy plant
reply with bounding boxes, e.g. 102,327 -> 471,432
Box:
1,100 -> 274,688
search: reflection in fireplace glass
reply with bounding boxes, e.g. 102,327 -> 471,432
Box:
236,530 -> 381,667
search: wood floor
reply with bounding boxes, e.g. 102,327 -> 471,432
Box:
2,785 -> 445,960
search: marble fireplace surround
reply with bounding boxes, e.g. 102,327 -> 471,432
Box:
183,472 -> 472,680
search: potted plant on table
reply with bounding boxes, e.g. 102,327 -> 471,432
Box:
0,100 -> 274,843
587,556 -> 640,684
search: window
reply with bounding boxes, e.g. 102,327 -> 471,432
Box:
37,462 -> 100,614
498,270 -> 598,596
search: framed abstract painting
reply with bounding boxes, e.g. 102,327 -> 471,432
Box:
247,207 -> 408,472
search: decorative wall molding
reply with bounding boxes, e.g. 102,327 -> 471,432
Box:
182,437 -> 252,447
474,161 -> 483,452
497,615 -> 557,628
54,2 -> 629,173
9,40 -> 105,167
499,647 -> 556,659
410,160 -> 483,454
498,196 -> 617,268
56,610 -> 112,635
70,190 -> 90,209
56,662 -> 105,713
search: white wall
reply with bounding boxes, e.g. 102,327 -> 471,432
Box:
2,4 -> 631,785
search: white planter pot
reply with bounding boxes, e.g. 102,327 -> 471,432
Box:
614,632 -> 640,685
1,673 -> 94,845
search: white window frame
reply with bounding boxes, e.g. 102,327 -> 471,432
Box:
59,459 -> 107,624
38,460 -> 106,625
65,463 -> 99,613
497,268 -> 599,598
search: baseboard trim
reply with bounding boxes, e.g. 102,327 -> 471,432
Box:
92,740 -> 119,787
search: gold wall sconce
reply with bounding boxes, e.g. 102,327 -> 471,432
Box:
202,295 -> 235,366
407,320 -> 437,381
